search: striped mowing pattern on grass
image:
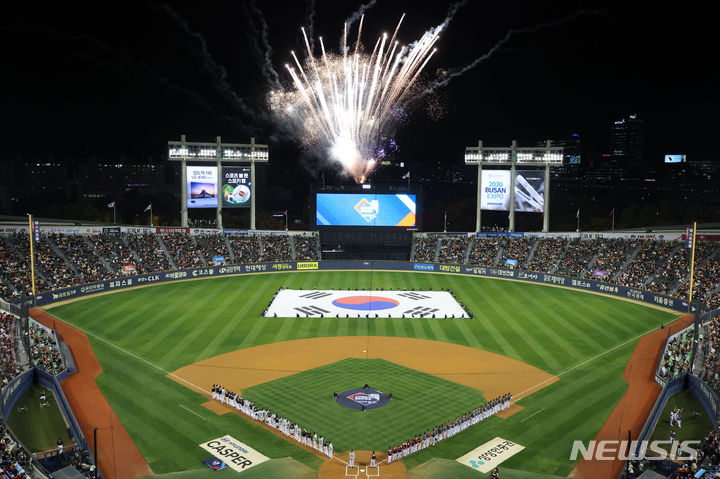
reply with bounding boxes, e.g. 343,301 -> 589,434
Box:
242,358 -> 486,451
47,271 -> 678,476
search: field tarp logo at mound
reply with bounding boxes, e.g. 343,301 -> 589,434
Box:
198,435 -> 268,472
456,437 -> 525,473
336,388 -> 391,410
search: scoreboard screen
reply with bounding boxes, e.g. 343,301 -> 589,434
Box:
316,193 -> 417,227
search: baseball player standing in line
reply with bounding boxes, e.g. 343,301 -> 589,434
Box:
348,449 -> 355,467
371,451 -> 376,467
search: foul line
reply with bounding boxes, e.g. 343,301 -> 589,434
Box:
179,404 -> 206,420
44,312 -> 209,395
514,321 -> 679,401
520,408 -> 545,423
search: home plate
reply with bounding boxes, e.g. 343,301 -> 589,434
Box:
263,289 -> 470,318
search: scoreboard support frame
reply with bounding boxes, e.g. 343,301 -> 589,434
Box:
168,135 -> 268,229
465,140 -> 562,233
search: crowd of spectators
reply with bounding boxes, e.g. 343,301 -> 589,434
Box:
437,237 -> 470,264
500,238 -> 535,268
526,239 -> 566,272
468,237 -> 502,266
616,241 -> 678,289
555,239 -> 603,277
52,234 -> 111,284
0,313 -> 19,387
227,236 -> 262,263
412,237 -> 438,262
93,233 -> 135,276
35,236 -> 78,289
29,321 -> 63,374
126,233 -> 170,273
675,244 -> 720,300
294,236 -> 319,261
698,315 -> 720,392
583,239 -> 639,281
260,236 -> 293,262
0,427 -> 29,479
196,234 -> 230,264
162,233 -> 204,269
658,326 -> 694,382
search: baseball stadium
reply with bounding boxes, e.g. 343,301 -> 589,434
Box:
1,2 -> 718,479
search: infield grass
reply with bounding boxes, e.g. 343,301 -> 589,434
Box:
243,357 -> 486,451
47,271 -> 679,476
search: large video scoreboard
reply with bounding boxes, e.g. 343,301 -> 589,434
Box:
315,192 -> 419,228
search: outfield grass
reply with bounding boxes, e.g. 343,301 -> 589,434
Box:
47,271 -> 678,476
7,384 -> 74,452
243,358 -> 486,451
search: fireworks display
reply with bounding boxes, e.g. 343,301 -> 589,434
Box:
270,15 -> 441,183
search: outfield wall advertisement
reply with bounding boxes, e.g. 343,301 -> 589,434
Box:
26,260 -> 696,313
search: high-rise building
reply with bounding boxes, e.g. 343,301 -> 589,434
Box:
610,114 -> 645,176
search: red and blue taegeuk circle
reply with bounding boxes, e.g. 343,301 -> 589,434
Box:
332,295 -> 399,311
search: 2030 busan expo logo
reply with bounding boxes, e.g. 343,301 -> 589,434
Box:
569,440 -> 699,461
331,296 -> 400,311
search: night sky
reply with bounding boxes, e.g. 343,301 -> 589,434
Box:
1,1 -> 716,176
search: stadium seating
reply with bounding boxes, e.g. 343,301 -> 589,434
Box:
29,320 -> 64,375
0,312 -> 19,387
657,326 -> 694,381
0,232 -> 719,311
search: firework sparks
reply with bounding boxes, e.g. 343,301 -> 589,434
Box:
270,15 -> 441,183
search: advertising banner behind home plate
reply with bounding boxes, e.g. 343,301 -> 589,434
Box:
263,289 -> 470,318
199,435 -> 268,472
456,437 -> 525,473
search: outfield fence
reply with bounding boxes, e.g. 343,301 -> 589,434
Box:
11,259 -> 700,314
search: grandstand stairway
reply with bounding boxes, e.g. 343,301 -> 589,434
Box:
289,236 -> 297,261
612,242 -> 643,282
464,238 -> 474,265
156,235 -> 177,269
191,236 -> 207,267
123,234 -> 144,265
549,240 -> 570,274
581,244 -> 605,277
644,243 -> 683,288
85,236 -> 116,276
524,238 -> 540,269
493,242 -> 503,266
45,235 -> 78,276
223,235 -> 237,263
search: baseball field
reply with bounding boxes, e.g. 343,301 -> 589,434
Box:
41,270 -> 680,478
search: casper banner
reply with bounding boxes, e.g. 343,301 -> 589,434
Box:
480,170 -> 511,211
199,435 -> 268,472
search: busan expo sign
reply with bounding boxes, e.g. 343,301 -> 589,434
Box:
456,437 -> 525,473
199,435 -> 268,472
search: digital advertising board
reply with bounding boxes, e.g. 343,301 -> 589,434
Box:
664,154 -> 686,163
515,170 -> 545,213
186,166 -> 218,208
316,193 -> 416,227
221,166 -> 251,208
480,170 -> 511,211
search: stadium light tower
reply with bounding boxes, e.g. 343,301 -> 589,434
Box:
168,135 -> 269,229
464,140 -> 563,232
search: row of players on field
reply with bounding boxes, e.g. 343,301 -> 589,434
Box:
212,384 -> 512,464
211,384 -> 336,459
387,393 -> 512,464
